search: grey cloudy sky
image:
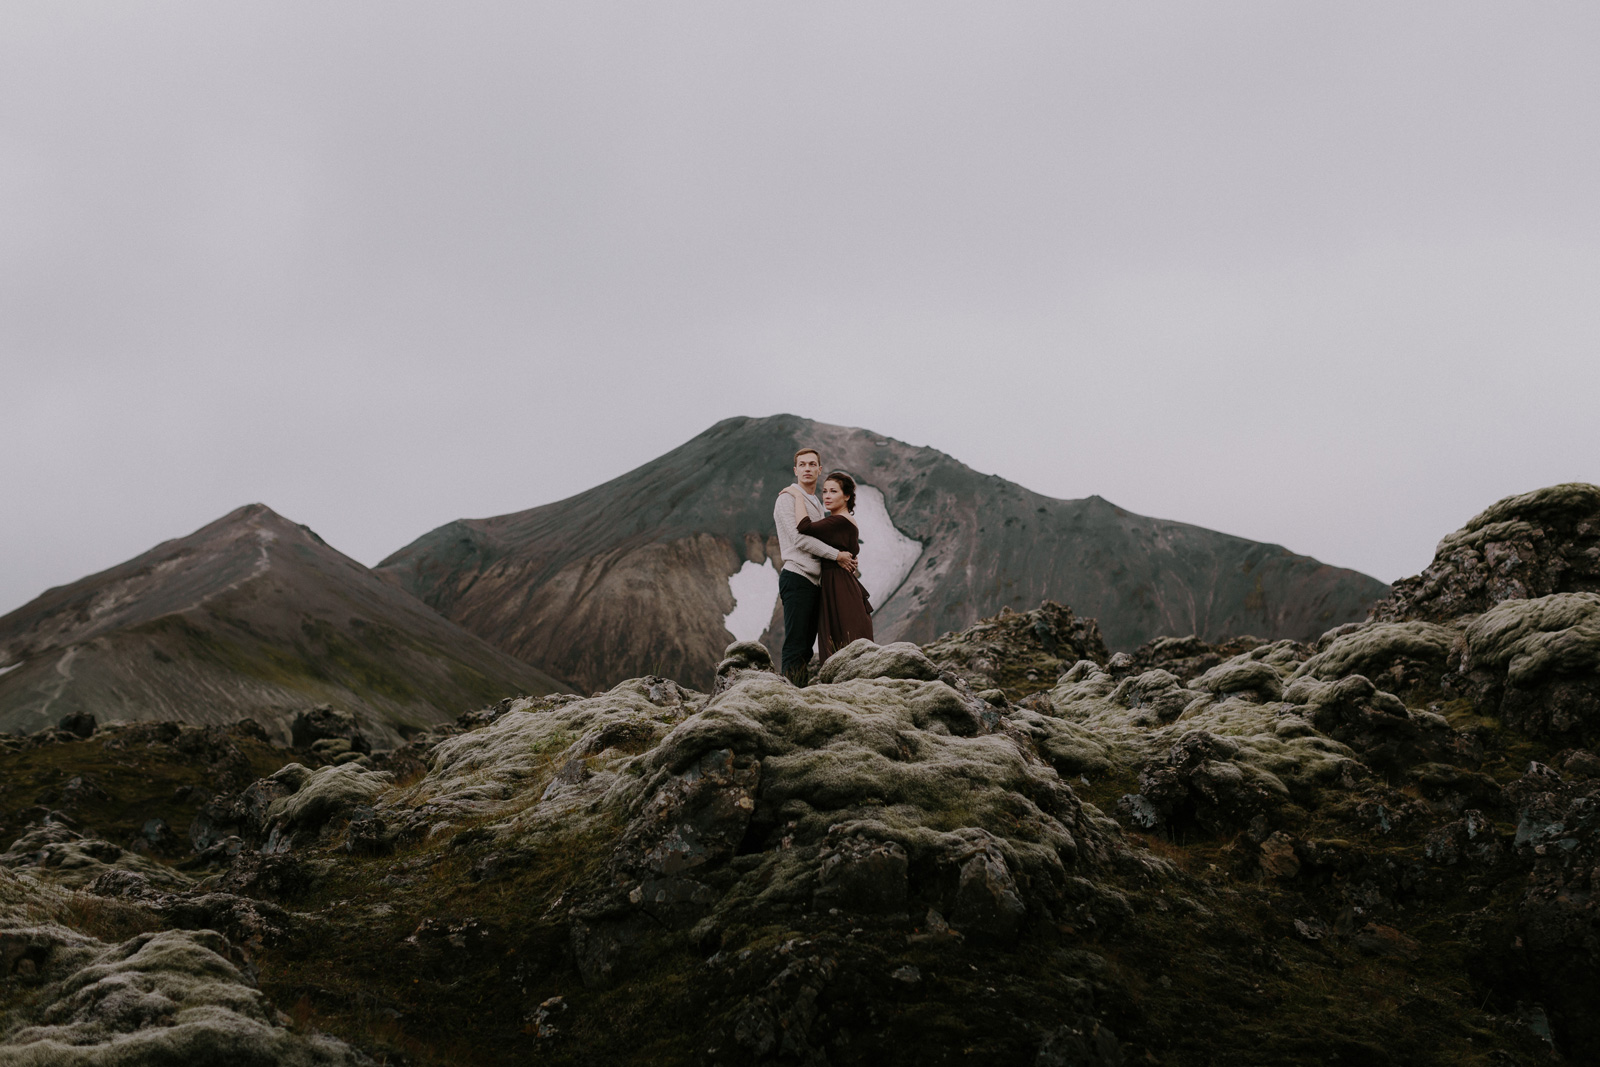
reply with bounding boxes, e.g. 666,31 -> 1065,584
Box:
4,2 -> 1598,617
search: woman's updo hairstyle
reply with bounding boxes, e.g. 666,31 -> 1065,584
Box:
824,470 -> 857,514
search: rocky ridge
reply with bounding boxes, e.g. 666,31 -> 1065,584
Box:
2,484 -> 1599,1064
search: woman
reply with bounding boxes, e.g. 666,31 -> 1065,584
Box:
783,470 -> 874,660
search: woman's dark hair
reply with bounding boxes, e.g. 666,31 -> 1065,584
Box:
823,470 -> 857,514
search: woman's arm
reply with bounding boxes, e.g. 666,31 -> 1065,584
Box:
775,488 -> 839,564
797,514 -> 855,565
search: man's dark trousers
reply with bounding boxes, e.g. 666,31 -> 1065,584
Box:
779,569 -> 821,686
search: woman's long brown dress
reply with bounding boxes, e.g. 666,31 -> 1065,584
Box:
797,514 -> 874,660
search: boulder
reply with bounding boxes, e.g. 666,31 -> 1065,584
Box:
0,928 -> 360,1065
949,835 -> 1027,941
922,601 -> 1109,696
1036,1016 -> 1124,1067
404,916 -> 505,981
1455,593 -> 1600,745
1190,657 -> 1286,703
1469,761 -> 1600,1054
816,640 -> 941,684
612,746 -> 760,924
1374,483 -> 1600,624
204,851 -> 314,902
82,870 -> 298,948
715,640 -> 778,694
1131,730 -> 1292,835
191,763 -> 392,855
262,763 -> 394,850
1294,621 -> 1457,696
1108,670 -> 1193,724
290,704 -> 370,755
1282,674 -> 1463,775
813,835 -> 908,914
56,713 -> 96,739
1120,634 -> 1280,684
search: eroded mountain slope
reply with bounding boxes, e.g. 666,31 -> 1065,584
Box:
0,505 -> 567,743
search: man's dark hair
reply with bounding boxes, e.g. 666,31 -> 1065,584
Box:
823,471 -> 857,514
793,447 -> 821,465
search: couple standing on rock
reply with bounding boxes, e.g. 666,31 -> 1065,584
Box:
773,447 -> 875,687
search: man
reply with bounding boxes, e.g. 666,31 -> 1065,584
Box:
774,447 -> 856,686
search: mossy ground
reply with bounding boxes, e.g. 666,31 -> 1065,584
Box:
248,724 -> 1558,1066
0,731 -> 293,849
1,673 -> 1575,1066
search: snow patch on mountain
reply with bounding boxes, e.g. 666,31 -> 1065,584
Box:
724,560 -> 780,643
854,485 -> 923,607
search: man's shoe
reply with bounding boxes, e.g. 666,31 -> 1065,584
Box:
783,664 -> 809,688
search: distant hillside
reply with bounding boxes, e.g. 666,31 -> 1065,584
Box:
0,504 -> 567,742
378,415 -> 1388,691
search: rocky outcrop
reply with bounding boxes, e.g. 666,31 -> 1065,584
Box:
1477,759 -> 1600,1054
0,869 -> 358,1065
377,415 -> 1388,691
922,600 -> 1107,698
190,761 -> 392,856
0,822 -> 193,892
1445,593 -> 1600,747
1373,483 -> 1600,624
0,504 -> 568,743
1291,620 -> 1456,698
1357,486 -> 1600,750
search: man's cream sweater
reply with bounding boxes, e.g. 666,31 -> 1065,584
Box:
773,486 -> 839,585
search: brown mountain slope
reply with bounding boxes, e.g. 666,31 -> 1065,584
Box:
378,415 -> 1388,691
0,504 -> 567,742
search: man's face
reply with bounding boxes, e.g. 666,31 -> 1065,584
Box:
794,452 -> 821,490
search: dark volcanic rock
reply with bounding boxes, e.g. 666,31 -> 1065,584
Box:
1374,482 -> 1600,625
1131,730 -> 1290,835
377,414 -> 1388,691
1037,1016 -> 1125,1067
923,600 -> 1108,699
83,868 -> 301,947
57,712 -> 96,739
713,640 -> 780,694
206,849 -> 316,901
1469,762 -> 1600,1056
1118,633 -> 1274,684
1282,674 -> 1465,776
609,746 -> 761,927
1448,593 -> 1600,748
813,834 -> 909,914
291,704 -> 371,755
405,916 -> 506,980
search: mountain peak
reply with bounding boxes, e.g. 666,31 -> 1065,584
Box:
0,504 -> 566,740
379,417 -> 1388,691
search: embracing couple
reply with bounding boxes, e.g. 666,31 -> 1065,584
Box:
773,447 -> 875,687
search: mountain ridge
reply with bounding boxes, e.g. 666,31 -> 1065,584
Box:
379,414 -> 1389,690
0,503 -> 568,742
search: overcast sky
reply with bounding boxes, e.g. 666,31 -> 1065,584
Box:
4,3 -> 1597,617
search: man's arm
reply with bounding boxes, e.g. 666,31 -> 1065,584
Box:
774,491 -> 838,561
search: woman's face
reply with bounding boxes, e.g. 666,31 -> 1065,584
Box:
822,479 -> 846,513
